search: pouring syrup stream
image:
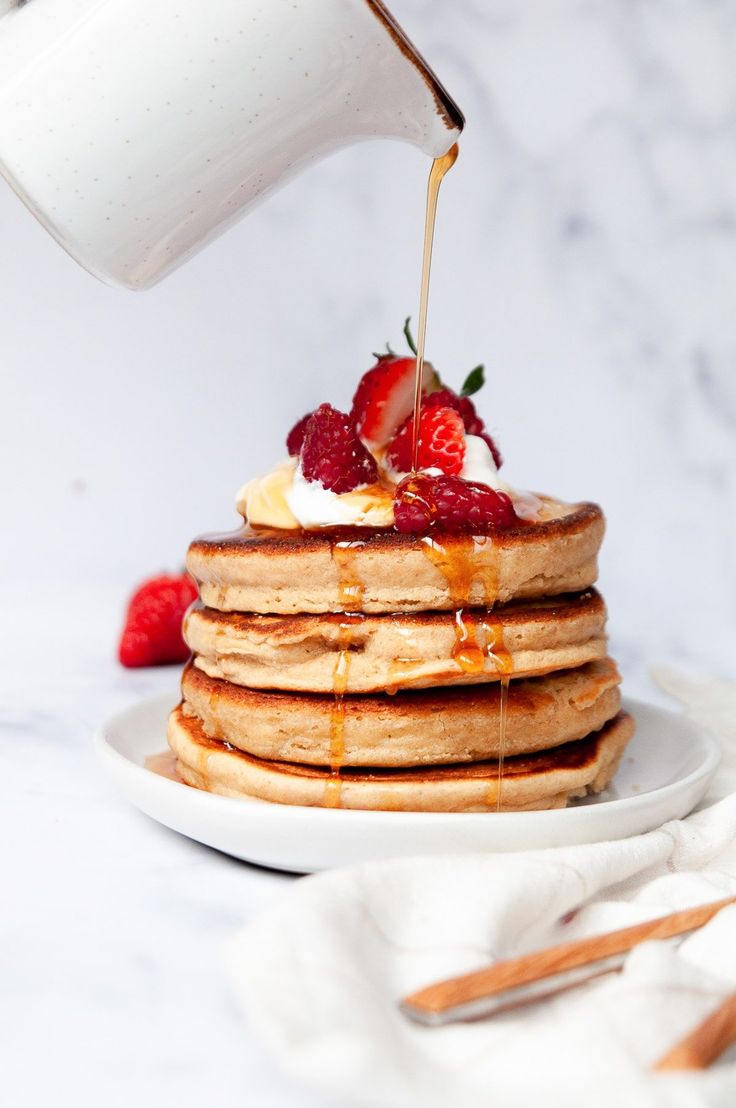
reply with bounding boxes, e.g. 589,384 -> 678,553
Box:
411,142 -> 459,472
409,143 -> 512,812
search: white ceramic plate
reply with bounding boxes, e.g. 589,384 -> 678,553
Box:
96,694 -> 720,874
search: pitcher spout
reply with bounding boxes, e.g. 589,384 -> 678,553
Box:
362,0 -> 464,157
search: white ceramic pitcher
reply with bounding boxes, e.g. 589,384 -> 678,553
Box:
0,0 -> 462,289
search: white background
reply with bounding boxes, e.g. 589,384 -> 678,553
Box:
2,3 -> 735,1106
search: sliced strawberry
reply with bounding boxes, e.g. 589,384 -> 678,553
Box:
393,474 -> 519,533
300,404 -> 378,493
386,404 -> 466,476
351,355 -> 437,450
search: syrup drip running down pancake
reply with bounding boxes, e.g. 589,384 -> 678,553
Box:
187,500 -> 604,616
168,705 -> 634,813
179,658 -> 623,768
185,589 -> 608,694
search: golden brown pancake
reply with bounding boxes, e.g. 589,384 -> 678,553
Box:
168,705 -> 634,812
179,657 -> 622,767
185,589 -> 607,693
186,499 -> 604,614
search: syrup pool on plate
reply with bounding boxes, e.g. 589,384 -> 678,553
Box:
145,750 -> 185,784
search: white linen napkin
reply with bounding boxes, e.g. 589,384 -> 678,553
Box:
225,673 -> 736,1108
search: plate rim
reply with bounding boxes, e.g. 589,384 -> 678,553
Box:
95,692 -> 722,828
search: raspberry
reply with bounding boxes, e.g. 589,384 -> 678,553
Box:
393,474 -> 519,534
386,404 -> 466,476
423,387 -> 462,415
118,573 -> 198,667
456,395 -> 484,436
480,431 -> 503,470
300,404 -> 378,493
424,388 -> 503,468
286,411 -> 314,456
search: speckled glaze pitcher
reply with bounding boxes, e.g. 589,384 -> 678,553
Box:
0,0 -> 462,289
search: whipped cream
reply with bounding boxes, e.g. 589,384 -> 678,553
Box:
238,458 -> 394,529
460,434 -> 503,487
460,434 -> 543,520
286,465 -> 393,528
236,460 -> 300,529
237,438 -> 543,529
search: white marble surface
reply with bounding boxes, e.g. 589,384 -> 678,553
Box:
2,1 -> 735,1104
2,589 -> 335,1108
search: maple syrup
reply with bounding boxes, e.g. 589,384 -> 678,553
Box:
421,533 -> 500,609
145,750 -> 185,784
481,618 -> 513,677
496,676 -> 510,811
323,775 -> 342,809
411,142 -> 459,470
331,538 -> 366,612
452,609 -> 485,674
423,532 -> 507,793
407,139 -> 522,812
324,614 -> 362,807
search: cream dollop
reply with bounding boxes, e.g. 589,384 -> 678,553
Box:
237,438 -> 542,529
461,435 -> 543,520
286,465 -> 393,528
237,458 -> 394,529
236,460 -> 300,529
460,434 -> 503,487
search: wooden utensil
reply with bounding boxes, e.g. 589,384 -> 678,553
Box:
401,895 -> 736,1025
654,993 -> 736,1070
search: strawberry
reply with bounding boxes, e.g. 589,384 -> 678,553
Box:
386,404 -> 466,476
286,411 -> 314,456
300,403 -> 378,493
393,473 -> 519,533
118,573 -> 198,667
351,355 -> 437,449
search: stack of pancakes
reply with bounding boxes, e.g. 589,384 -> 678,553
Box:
167,497 -> 634,812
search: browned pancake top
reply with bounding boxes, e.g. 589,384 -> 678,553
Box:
188,588 -> 604,636
174,706 -> 628,782
181,656 -> 619,716
188,502 -> 603,559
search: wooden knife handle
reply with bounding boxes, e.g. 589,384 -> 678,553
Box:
654,993 -> 736,1071
402,896 -> 736,1018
